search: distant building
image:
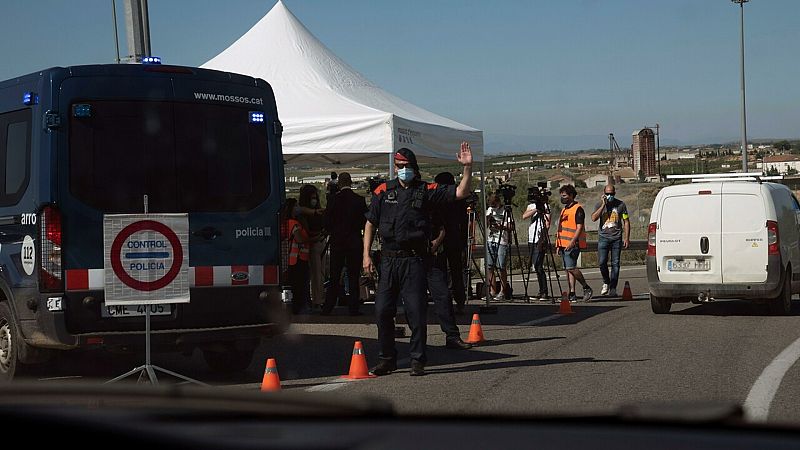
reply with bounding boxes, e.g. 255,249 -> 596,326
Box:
583,174 -> 609,187
547,175 -> 574,189
757,155 -> 800,175
613,167 -> 638,184
632,128 -> 657,177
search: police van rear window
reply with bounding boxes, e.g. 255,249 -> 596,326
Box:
69,101 -> 270,212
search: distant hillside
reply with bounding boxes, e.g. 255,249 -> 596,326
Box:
485,132 -> 684,154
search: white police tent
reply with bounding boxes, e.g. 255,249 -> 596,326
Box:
201,0 -> 483,168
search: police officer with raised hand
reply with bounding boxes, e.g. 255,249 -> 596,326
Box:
364,143 -> 474,376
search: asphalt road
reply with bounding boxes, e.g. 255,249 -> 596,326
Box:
20,266 -> 800,426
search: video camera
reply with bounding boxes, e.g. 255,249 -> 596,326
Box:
464,191 -> 479,209
496,183 -> 517,206
527,182 -> 551,211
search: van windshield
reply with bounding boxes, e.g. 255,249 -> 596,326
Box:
69,101 -> 270,213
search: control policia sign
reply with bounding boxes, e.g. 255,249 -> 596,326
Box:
104,214 -> 190,306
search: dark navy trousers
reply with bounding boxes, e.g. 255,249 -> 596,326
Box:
376,255 -> 428,364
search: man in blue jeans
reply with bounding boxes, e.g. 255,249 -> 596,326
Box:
591,185 -> 630,297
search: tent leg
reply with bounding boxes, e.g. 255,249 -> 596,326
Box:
477,159 -> 497,314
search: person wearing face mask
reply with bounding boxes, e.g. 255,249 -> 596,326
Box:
364,143 -> 474,377
298,184 -> 326,311
322,173 -> 367,316
591,184 -> 630,297
556,184 -> 593,303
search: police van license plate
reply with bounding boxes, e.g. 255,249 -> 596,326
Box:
101,304 -> 171,318
667,259 -> 710,272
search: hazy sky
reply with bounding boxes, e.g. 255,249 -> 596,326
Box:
1,0 -> 798,148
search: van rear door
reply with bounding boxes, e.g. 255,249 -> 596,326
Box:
720,183 -> 768,283
59,76 -> 282,332
657,187 -> 722,284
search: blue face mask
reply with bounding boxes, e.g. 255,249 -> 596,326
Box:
397,167 -> 415,182
605,194 -> 615,202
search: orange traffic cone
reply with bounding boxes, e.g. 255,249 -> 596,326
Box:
342,341 -> 376,380
466,313 -> 485,344
622,281 -> 633,301
260,358 -> 281,392
558,292 -> 574,314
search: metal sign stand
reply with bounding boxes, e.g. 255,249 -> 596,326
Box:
107,195 -> 207,386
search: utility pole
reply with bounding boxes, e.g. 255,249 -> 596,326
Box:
112,0 -> 121,63
123,0 -> 151,62
732,0 -> 750,172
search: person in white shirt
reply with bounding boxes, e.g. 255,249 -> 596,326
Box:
486,193 -> 512,301
522,201 -> 551,301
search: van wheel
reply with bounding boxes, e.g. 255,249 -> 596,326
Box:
0,302 -> 34,381
202,345 -> 255,373
768,273 -> 792,316
650,294 -> 671,314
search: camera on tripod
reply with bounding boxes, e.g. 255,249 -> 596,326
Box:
496,183 -> 517,206
527,182 -> 551,210
464,191 -> 479,209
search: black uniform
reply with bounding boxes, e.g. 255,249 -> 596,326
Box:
367,179 -> 456,365
323,187 -> 368,315
441,199 -> 469,309
428,214 -> 461,341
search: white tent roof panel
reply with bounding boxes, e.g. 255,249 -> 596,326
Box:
202,0 -> 482,165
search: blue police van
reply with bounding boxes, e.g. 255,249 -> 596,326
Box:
0,62 -> 288,380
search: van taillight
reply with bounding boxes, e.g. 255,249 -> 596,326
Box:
767,220 -> 779,256
40,206 -> 63,292
647,222 -> 657,257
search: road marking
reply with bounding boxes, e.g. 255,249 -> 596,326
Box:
744,335 -> 800,421
516,314 -> 562,326
305,378 -> 349,392
38,376 -> 84,381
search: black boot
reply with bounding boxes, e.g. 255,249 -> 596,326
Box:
410,360 -> 426,376
369,359 -> 397,376
445,337 -> 473,350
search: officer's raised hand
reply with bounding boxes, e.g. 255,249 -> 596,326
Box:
457,141 -> 473,166
455,142 -> 474,200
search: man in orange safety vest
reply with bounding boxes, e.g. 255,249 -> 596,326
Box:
556,185 -> 593,303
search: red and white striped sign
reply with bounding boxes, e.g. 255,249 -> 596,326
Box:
66,265 -> 279,291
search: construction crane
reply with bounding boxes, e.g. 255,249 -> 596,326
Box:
607,133 -> 624,185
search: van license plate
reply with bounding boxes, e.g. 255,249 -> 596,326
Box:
667,259 -> 711,272
101,304 -> 171,318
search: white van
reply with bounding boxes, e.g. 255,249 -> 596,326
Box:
647,174 -> 800,315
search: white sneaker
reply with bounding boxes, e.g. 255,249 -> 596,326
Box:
600,284 -> 609,296
493,292 -> 506,301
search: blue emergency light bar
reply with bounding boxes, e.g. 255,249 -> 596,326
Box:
72,104 -> 92,118
22,92 -> 38,106
142,56 -> 161,64
249,111 -> 265,124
